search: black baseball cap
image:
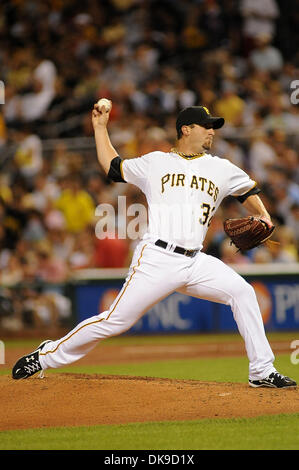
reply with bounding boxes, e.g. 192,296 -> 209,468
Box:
176,106 -> 225,134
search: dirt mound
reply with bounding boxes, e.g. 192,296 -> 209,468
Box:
1,373 -> 298,431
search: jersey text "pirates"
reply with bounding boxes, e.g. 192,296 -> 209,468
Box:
121,151 -> 256,249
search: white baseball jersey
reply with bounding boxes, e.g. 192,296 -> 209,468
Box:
121,150 -> 256,249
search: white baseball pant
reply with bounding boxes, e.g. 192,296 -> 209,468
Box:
39,240 -> 275,380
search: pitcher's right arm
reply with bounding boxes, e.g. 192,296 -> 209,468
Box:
92,103 -> 118,175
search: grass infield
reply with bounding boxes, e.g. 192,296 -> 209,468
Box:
0,414 -> 299,450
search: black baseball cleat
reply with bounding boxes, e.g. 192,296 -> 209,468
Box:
249,371 -> 297,389
12,340 -> 51,380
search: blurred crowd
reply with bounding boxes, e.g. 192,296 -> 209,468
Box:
0,0 -> 299,330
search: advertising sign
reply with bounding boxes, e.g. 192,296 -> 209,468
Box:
74,277 -> 299,333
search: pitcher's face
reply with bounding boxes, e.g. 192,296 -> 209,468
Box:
182,124 -> 215,152
192,124 -> 215,151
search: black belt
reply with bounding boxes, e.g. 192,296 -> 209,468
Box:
155,239 -> 199,258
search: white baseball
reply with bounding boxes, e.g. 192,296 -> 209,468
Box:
97,98 -> 112,112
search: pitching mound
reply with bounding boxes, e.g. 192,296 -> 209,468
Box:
1,373 -> 298,431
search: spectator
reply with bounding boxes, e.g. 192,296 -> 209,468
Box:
35,245 -> 69,283
22,173 -> 61,212
240,0 -> 279,47
266,225 -> 298,263
0,194 -> 28,250
138,126 -> 171,155
263,101 -> 290,132
214,137 -> 246,168
249,33 -> 283,73
86,173 -> 106,205
252,247 -> 273,264
20,288 -> 70,330
0,174 -> 12,204
54,174 -> 95,233
45,225 -> 74,263
13,126 -> 43,181
22,209 -> 46,243
248,130 -> 278,182
68,229 -> 95,269
0,254 -> 23,286
18,56 -> 57,123
214,83 -> 246,127
94,235 -> 130,268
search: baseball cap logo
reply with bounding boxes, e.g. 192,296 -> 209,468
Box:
202,106 -> 210,115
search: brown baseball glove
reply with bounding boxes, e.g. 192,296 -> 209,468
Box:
223,216 -> 275,252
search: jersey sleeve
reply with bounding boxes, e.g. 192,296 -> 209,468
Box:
121,154 -> 150,191
225,160 -> 257,197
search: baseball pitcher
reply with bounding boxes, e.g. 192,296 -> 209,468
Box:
12,103 -> 296,388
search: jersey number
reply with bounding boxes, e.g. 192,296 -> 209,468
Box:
199,203 -> 215,226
